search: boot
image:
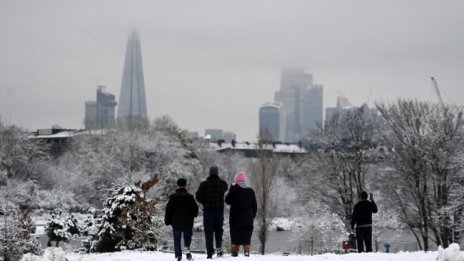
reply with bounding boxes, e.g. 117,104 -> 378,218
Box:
216,248 -> 223,257
244,245 -> 251,257
231,244 -> 240,257
184,246 -> 192,260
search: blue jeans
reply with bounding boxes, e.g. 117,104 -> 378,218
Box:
173,227 -> 193,258
203,210 -> 224,255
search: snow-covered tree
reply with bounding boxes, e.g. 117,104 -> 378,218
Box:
45,209 -> 79,247
0,203 -> 42,261
91,177 -> 162,252
0,122 -> 48,181
296,200 -> 348,254
376,99 -> 464,250
308,107 -> 381,230
250,140 -> 279,255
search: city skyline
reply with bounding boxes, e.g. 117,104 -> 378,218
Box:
1,1 -> 463,141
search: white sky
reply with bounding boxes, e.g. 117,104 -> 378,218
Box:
1,0 -> 463,141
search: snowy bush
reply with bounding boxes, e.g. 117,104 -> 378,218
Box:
437,243 -> 464,261
45,209 -> 79,247
90,179 -> 162,252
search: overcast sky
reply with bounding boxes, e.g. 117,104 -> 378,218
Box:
1,0 -> 463,141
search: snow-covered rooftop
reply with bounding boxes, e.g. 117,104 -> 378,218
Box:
209,142 -> 307,154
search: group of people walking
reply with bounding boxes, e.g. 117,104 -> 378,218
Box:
164,165 -> 257,261
164,164 -> 378,260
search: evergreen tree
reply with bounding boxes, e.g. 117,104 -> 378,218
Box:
91,176 -> 162,252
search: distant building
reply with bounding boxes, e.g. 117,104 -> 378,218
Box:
187,131 -> 199,139
259,102 -> 285,142
210,141 -> 307,158
85,101 -> 97,129
223,131 -> 236,143
205,129 -> 223,141
325,96 -> 382,137
325,96 -> 355,122
274,68 -> 323,142
96,86 -> 117,128
117,31 -> 148,128
29,128 -> 107,156
85,86 -> 117,129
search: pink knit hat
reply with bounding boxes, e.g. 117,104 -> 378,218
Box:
234,172 -> 246,183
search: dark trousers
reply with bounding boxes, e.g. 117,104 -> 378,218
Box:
356,226 -> 373,253
203,210 -> 224,255
173,227 -> 193,258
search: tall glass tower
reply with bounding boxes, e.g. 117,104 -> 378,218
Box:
117,31 -> 148,128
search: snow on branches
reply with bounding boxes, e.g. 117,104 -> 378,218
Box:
45,209 -> 79,247
90,178 -> 162,252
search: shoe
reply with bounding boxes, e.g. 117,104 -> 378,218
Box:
216,248 -> 223,257
184,247 -> 192,260
231,244 -> 239,257
244,245 -> 251,257
207,253 -> 213,259
176,257 -> 182,261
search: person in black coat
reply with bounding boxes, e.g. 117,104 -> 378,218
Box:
165,178 -> 199,261
195,165 -> 228,259
351,191 -> 378,253
225,172 -> 257,257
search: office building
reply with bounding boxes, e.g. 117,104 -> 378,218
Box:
259,102 -> 285,142
84,86 -> 117,129
205,129 -> 223,141
274,68 -> 323,142
85,101 -> 97,129
117,31 -> 148,128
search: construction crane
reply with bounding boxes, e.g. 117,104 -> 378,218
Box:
431,77 -> 445,110
431,76 -> 463,131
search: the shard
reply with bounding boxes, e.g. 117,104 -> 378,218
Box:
117,31 -> 148,128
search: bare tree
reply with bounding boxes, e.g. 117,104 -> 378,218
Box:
309,106 -> 380,230
376,99 -> 464,250
249,140 -> 279,255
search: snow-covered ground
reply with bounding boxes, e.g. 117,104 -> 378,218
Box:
64,251 -> 446,261
22,245 -> 464,261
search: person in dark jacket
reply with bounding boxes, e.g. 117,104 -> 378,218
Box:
165,178 -> 199,261
351,191 -> 378,253
225,172 -> 257,257
195,165 -> 228,259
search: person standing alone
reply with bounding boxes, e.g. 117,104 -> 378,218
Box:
351,191 -> 378,253
165,178 -> 199,261
225,172 -> 257,257
195,165 -> 228,259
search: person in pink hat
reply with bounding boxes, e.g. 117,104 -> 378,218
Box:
225,172 -> 257,257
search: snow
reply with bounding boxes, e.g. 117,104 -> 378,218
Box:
211,142 -> 307,153
437,243 -> 464,261
22,246 -> 464,261
269,217 -> 299,231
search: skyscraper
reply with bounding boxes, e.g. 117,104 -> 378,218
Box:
117,31 -> 148,128
274,68 -> 323,142
96,86 -> 117,128
84,86 -> 117,129
259,102 -> 285,142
